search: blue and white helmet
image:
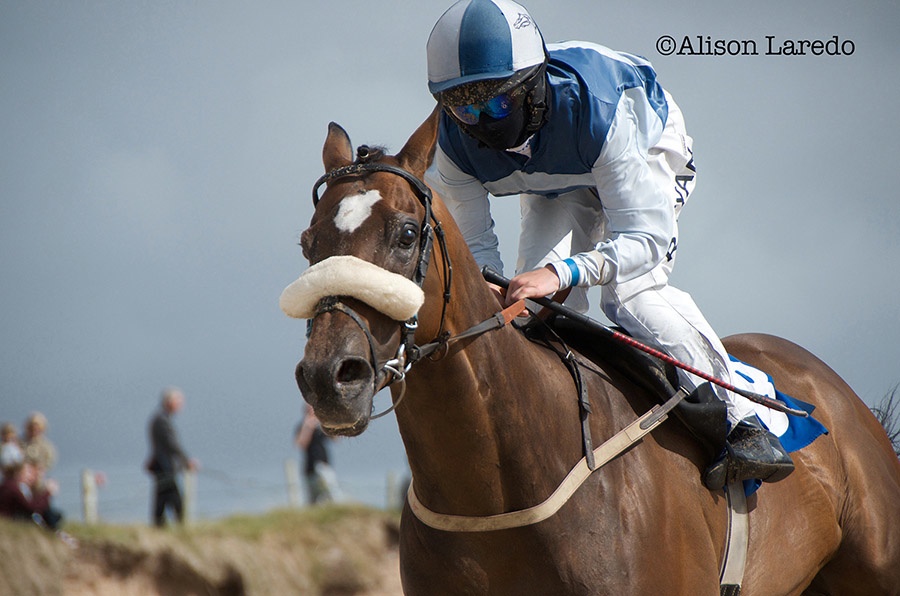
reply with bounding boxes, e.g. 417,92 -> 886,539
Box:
427,0 -> 546,95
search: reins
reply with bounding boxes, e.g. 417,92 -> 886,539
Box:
371,299 -> 526,420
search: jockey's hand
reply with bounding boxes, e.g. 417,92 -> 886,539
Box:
505,266 -> 561,306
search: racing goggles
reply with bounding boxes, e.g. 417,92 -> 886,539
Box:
446,86 -> 527,125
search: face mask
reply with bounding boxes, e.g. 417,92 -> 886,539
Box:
443,64 -> 548,150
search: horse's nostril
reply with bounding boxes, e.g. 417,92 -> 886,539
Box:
336,358 -> 371,384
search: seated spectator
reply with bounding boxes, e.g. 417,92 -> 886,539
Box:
0,422 -> 23,468
0,458 -> 63,530
0,428 -> 23,474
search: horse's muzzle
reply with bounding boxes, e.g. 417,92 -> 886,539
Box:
296,353 -> 375,436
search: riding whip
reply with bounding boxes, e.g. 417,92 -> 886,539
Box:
482,267 -> 809,418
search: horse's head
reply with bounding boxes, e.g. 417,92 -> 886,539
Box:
281,109 -> 441,435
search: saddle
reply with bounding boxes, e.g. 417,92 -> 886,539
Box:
523,314 -> 729,464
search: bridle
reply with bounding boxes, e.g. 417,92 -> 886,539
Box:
311,146 -> 445,292
309,146 -> 454,413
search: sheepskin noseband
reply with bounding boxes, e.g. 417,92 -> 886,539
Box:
280,255 -> 425,321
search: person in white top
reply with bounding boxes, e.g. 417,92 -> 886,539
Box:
425,0 -> 793,489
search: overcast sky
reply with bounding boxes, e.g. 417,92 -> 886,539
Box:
1,0 -> 898,508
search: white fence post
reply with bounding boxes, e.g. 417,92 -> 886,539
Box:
81,469 -> 98,525
386,471 -> 398,510
183,470 -> 196,525
285,458 -> 302,507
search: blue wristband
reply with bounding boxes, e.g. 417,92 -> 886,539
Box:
563,258 -> 581,287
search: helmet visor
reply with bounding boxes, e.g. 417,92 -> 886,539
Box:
446,87 -> 526,125
441,64 -> 540,126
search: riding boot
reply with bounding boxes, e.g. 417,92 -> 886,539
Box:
703,415 -> 795,491
673,382 -> 728,464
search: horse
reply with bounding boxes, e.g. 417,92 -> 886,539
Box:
283,108 -> 900,595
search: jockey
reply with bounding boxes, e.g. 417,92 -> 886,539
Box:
424,0 -> 794,490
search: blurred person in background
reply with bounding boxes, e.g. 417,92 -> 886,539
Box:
146,387 -> 198,527
0,450 -> 62,530
22,411 -> 59,500
294,404 -> 342,504
22,412 -> 57,475
0,422 -> 24,475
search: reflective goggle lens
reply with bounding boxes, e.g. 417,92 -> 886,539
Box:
449,93 -> 515,125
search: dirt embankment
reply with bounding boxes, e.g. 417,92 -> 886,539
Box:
0,506 -> 403,596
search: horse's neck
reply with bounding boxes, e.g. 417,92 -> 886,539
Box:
396,272 -> 593,515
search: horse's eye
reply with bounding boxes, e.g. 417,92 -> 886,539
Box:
399,223 -> 418,248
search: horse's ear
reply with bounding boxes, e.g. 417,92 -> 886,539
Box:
396,103 -> 441,178
322,122 -> 354,173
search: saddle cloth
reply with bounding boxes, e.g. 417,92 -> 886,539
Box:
727,355 -> 829,453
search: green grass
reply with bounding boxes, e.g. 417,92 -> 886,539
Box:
1,505 -> 402,596
59,503 -> 398,541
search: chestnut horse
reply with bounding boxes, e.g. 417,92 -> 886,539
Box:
285,109 -> 900,595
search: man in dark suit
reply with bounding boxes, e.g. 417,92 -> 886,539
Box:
147,387 -> 197,527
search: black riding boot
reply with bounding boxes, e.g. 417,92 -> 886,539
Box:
703,415 -> 795,490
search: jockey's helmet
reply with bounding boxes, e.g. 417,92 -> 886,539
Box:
427,0 -> 549,150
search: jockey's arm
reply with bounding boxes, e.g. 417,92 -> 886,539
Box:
547,98 -> 675,292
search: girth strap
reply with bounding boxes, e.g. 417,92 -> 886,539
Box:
525,313 -> 597,471
408,387 -> 689,532
562,349 -> 595,470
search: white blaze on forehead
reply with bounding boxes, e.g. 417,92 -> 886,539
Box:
333,190 -> 382,233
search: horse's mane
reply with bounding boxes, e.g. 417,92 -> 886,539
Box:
872,384 -> 900,457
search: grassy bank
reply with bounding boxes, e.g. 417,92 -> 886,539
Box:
0,505 -> 402,595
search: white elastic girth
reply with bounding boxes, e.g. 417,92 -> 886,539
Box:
407,388 -> 688,532
280,255 -> 425,321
